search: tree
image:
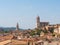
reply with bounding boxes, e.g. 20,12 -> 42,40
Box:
35,29 -> 44,36
30,30 -> 35,36
49,28 -> 54,33
43,30 -> 48,33
4,30 -> 9,33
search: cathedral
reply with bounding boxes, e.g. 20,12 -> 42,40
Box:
36,16 -> 60,31
36,16 -> 49,29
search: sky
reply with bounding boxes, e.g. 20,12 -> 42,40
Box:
0,0 -> 60,29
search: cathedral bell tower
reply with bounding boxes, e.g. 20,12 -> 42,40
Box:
36,16 -> 40,29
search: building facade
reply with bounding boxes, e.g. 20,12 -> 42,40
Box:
36,16 -> 49,29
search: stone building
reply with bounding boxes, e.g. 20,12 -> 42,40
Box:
36,16 -> 41,29
40,22 -> 49,28
36,16 -> 60,31
36,16 -> 49,30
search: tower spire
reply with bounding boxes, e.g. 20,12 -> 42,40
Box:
16,22 -> 19,30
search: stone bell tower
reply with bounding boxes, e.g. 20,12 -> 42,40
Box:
36,16 -> 40,29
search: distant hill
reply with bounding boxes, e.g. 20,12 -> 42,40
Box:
0,27 -> 24,31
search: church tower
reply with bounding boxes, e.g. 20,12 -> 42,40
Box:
36,16 -> 40,29
16,22 -> 19,30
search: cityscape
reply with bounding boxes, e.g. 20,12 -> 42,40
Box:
0,16 -> 60,45
0,0 -> 60,45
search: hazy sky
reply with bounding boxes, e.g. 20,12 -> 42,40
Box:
0,0 -> 60,29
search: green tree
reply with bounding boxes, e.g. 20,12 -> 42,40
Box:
49,28 -> 54,33
4,30 -> 9,33
35,29 -> 44,36
30,30 -> 35,36
43,30 -> 48,33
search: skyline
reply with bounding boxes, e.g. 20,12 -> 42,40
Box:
0,0 -> 60,29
